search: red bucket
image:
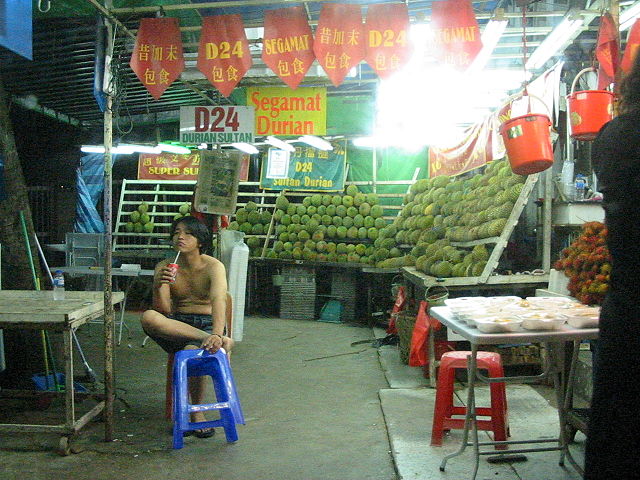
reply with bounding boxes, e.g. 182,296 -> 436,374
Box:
567,90 -> 614,141
499,113 -> 553,176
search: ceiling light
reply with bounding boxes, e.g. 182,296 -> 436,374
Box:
298,135 -> 333,151
123,144 -> 161,154
231,142 -> 259,154
81,145 -> 136,154
352,137 -> 380,148
266,136 -> 295,152
525,12 -> 584,71
158,143 -> 191,154
468,9 -> 508,73
620,1 -> 640,31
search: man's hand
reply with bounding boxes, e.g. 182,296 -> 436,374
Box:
155,265 -> 176,285
201,333 -> 224,353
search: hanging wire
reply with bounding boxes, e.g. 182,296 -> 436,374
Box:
521,6 -> 529,98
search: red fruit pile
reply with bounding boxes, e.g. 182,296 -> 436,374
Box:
553,221 -> 611,305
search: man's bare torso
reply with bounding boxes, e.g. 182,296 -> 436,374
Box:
160,255 -> 220,315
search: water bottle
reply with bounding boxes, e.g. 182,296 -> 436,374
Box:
53,270 -> 65,301
574,174 -> 586,201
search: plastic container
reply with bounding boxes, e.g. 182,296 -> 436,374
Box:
227,242 -> 249,341
53,270 -> 65,301
32,373 -> 88,392
565,306 -> 600,328
574,174 -> 587,201
474,316 -> 523,333
519,312 -> 567,331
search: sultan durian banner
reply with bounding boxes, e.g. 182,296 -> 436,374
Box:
260,141 -> 346,191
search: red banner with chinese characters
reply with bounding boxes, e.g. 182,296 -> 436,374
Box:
137,152 -> 199,180
621,19 -> 640,74
313,4 -> 364,87
430,0 -> 482,70
595,13 -> 620,89
262,7 -> 315,89
364,3 -> 411,79
428,115 -> 504,177
129,18 -> 185,100
197,15 -> 252,98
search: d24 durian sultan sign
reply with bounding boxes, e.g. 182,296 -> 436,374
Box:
179,106 -> 255,145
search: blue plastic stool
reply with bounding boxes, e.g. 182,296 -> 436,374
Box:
172,348 -> 245,449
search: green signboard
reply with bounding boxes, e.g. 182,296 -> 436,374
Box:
259,141 -> 346,191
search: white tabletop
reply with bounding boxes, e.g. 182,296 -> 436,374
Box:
52,266 -> 154,277
429,306 -> 599,345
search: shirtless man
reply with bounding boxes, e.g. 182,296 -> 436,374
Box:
141,215 -> 232,437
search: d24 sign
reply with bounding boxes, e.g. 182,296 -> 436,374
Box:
180,105 -> 255,145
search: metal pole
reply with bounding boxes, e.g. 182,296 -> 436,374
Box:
102,4 -> 115,442
372,148 -> 377,193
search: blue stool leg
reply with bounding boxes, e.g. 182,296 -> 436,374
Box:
172,353 -> 190,449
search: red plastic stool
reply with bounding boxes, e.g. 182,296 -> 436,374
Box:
431,351 -> 509,446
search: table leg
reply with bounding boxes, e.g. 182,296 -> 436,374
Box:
557,340 -> 584,475
428,327 -> 437,388
63,329 -> 75,429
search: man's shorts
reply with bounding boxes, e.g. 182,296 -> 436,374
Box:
144,312 -> 212,354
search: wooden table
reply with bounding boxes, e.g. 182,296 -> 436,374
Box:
53,266 -> 154,345
0,290 -> 124,455
429,305 -> 598,479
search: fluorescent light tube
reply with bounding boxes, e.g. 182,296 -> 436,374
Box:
468,11 -> 508,73
298,135 -> 333,151
231,142 -> 259,154
266,135 -> 295,152
352,137 -> 379,148
621,1 -> 640,31
526,13 -> 584,70
81,145 -> 136,154
159,143 -> 191,154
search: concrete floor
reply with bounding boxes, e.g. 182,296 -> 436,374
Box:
0,312 -> 587,479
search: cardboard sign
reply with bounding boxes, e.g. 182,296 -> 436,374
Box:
430,0 -> 482,70
364,3 -> 411,79
194,150 -> 243,215
313,4 -> 365,87
129,18 -> 185,100
137,152 -> 199,180
260,141 -> 346,191
197,15 -> 252,97
247,86 -> 326,136
262,6 -> 315,89
179,106 -> 255,144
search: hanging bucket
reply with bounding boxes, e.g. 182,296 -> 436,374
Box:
499,94 -> 553,176
567,67 -> 614,141
425,285 -> 449,308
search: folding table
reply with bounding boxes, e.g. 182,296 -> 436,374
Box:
429,305 -> 598,479
0,290 -> 124,454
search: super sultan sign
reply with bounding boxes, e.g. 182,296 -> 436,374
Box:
179,106 -> 255,144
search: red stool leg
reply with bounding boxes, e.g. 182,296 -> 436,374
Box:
431,355 -> 459,446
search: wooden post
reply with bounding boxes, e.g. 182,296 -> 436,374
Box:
102,5 -> 115,442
